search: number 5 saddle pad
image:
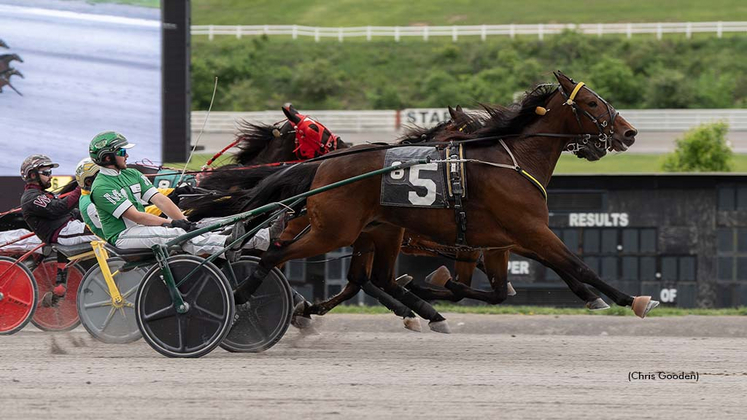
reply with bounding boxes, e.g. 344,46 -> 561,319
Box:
380,146 -> 448,208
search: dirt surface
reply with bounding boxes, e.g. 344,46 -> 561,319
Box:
1,314 -> 746,419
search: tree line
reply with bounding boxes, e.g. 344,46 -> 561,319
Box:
191,32 -> 747,112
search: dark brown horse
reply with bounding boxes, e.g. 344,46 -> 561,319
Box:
231,72 -> 658,332
0,68 -> 23,96
191,104 -> 348,209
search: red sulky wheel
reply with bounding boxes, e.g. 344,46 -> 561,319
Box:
0,256 -> 38,334
31,257 -> 84,331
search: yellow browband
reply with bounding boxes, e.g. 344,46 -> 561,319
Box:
566,82 -> 585,105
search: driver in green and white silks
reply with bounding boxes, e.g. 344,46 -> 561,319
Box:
87,131 -> 250,257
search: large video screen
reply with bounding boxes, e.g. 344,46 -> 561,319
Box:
0,1 -> 161,177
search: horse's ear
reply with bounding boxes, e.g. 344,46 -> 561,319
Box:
282,104 -> 301,124
553,71 -> 574,90
448,106 -> 457,120
456,105 -> 463,112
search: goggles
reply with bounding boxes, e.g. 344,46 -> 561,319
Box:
115,148 -> 128,157
38,169 -> 53,177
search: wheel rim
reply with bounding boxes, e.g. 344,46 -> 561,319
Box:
32,258 -> 83,331
222,258 -> 292,352
0,257 -> 36,333
77,258 -> 146,343
137,257 -> 233,357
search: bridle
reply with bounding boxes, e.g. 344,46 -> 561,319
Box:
288,114 -> 341,159
557,81 -> 619,154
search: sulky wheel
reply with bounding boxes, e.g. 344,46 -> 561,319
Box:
77,258 -> 147,344
221,256 -> 293,353
0,256 -> 38,335
136,255 -> 234,358
31,257 -> 84,331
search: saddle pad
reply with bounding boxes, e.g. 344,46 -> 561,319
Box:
381,147 -> 447,208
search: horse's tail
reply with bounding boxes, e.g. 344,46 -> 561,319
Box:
180,189 -> 249,221
244,162 -> 321,211
197,164 -> 286,192
181,163 -> 319,220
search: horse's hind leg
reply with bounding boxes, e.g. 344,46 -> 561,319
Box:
234,223 -> 361,304
417,250 -> 511,305
369,226 -> 450,333
307,234 -> 418,330
405,251 -> 479,302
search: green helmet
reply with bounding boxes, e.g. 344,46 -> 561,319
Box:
89,131 -> 135,165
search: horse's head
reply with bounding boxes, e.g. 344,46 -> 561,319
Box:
552,71 -> 637,160
282,103 -> 345,159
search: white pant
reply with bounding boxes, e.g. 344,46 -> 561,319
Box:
195,217 -> 271,251
0,228 -> 43,254
55,220 -> 99,246
115,225 -> 229,256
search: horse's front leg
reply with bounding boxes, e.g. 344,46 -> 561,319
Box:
520,227 -> 658,317
512,245 -> 608,310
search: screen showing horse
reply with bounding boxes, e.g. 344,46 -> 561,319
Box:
0,1 -> 162,176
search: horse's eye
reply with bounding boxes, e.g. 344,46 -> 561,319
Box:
588,101 -> 598,108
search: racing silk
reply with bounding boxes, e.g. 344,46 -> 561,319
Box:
80,187 -> 174,239
90,167 -> 158,244
20,183 -> 81,243
78,191 -> 104,239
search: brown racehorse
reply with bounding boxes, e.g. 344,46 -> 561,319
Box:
183,104 -> 484,330
230,72 -> 658,332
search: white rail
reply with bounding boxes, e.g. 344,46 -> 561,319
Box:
191,22 -> 747,41
192,109 -> 747,134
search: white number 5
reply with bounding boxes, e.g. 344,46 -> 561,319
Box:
408,163 -> 438,205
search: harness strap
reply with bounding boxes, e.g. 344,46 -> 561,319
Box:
446,143 -> 468,246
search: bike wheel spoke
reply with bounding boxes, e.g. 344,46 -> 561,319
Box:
142,304 -> 177,322
91,275 -> 112,297
183,273 -> 210,298
6,292 -> 34,307
121,282 -> 140,299
251,293 -> 281,312
84,299 -> 112,309
99,307 -> 116,330
243,309 -> 268,341
193,304 -> 225,324
177,316 -> 187,352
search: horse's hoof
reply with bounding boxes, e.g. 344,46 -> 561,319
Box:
586,297 -> 610,311
429,320 -> 451,334
507,282 -> 517,297
403,316 -> 422,332
291,314 -> 314,330
631,296 -> 659,318
395,274 -> 414,287
425,266 -> 451,287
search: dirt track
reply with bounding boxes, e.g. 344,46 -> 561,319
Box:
1,314 -> 746,419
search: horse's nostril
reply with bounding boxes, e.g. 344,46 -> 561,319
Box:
625,129 -> 638,138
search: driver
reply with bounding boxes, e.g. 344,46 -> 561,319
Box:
87,131 -> 245,259
19,154 -> 99,306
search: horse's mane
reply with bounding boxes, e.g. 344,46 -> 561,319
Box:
233,120 -> 277,165
434,84 -> 557,143
397,109 -> 487,144
397,123 -> 447,144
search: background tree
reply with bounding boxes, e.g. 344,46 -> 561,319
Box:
661,121 -> 733,172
